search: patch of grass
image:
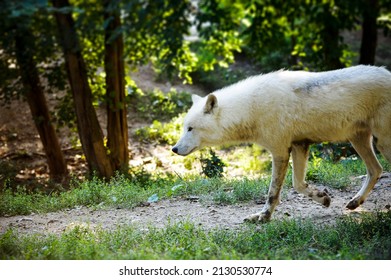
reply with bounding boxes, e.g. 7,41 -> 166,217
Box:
306,155 -> 390,188
0,172 -> 174,216
207,177 -> 269,205
2,211 -> 391,259
0,171 -> 265,216
1,154 -> 389,216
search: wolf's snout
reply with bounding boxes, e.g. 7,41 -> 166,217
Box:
172,146 -> 179,154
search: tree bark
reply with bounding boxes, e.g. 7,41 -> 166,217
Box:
14,27 -> 68,182
103,0 -> 129,171
359,0 -> 379,65
51,0 -> 114,178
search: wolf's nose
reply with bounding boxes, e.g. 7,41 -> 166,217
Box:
172,147 -> 179,154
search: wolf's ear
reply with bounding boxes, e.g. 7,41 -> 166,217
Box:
191,94 -> 202,104
204,94 -> 218,114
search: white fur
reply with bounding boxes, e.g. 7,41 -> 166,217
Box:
172,65 -> 391,223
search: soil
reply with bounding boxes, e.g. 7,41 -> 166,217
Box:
1,64 -> 391,236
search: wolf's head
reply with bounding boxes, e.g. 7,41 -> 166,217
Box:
172,94 -> 222,156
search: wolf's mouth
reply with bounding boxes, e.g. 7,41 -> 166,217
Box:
180,146 -> 198,156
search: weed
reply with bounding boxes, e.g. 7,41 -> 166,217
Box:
200,149 -> 226,178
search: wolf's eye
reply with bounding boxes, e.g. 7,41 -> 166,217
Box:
187,127 -> 193,132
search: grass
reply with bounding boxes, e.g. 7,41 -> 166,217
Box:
0,173 -> 270,216
1,210 -> 391,260
1,155 -> 389,217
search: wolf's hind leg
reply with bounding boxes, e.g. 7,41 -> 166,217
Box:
346,131 -> 382,209
291,142 -> 331,207
375,134 -> 391,164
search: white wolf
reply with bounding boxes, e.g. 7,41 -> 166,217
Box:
172,65 -> 391,223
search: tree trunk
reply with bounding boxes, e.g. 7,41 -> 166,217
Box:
14,27 -> 68,182
289,18 -> 298,66
359,0 -> 379,65
51,0 -> 114,178
321,8 -> 344,70
103,0 -> 129,171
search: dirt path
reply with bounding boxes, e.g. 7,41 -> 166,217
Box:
1,173 -> 390,236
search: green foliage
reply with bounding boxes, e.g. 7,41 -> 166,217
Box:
135,114 -> 184,145
131,89 -> 192,145
123,0 -> 196,82
200,149 -> 226,178
131,89 -> 192,121
191,55 -> 256,91
0,0 -> 67,104
2,211 -> 391,259
379,13 -> 391,36
195,0 -> 244,71
1,0 -> 391,114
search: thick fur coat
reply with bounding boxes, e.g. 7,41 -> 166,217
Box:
172,65 -> 391,222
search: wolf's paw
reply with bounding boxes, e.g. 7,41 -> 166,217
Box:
243,212 -> 271,224
346,198 -> 363,210
310,189 -> 331,207
321,193 -> 331,207
243,213 -> 260,223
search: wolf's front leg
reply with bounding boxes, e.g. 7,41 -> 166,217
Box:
245,154 -> 289,223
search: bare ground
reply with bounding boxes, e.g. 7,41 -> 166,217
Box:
1,65 -> 391,236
